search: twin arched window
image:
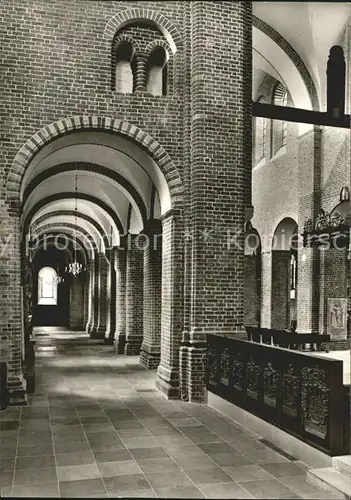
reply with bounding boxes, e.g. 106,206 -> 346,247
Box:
113,42 -> 168,96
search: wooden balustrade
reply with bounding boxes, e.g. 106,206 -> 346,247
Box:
245,326 -> 330,351
207,333 -> 346,456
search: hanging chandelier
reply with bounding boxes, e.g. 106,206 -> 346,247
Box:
65,174 -> 83,277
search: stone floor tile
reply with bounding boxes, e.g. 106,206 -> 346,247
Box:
174,454 -> 218,470
186,467 -> 234,485
130,446 -> 170,460
166,444 -> 208,460
59,478 -> 106,497
16,454 -> 56,470
14,467 -> 57,486
56,450 -> 95,466
98,459 -> 142,477
239,478 -> 299,498
0,458 -> 15,472
103,473 -> 150,491
123,436 -> 160,449
138,457 -> 180,473
17,442 -> 54,457
223,464 -> 273,482
54,440 -> 91,454
117,428 -> 152,439
155,435 -> 193,447
280,474 -> 332,497
107,488 -> 156,497
155,485 -> 204,498
261,461 -> 308,478
57,463 -> 100,482
199,482 -> 254,498
145,469 -> 194,489
12,482 -> 60,498
0,471 -> 14,488
93,448 -> 133,463
210,451 -> 254,467
246,449 -> 291,464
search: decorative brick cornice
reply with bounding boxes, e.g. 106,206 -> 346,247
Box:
104,8 -> 182,55
6,116 -> 183,210
253,15 -> 320,111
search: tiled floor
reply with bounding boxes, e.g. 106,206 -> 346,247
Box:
0,327 -> 334,498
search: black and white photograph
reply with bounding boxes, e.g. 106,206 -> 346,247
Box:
0,1 -> 350,498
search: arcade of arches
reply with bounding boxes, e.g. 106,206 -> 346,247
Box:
1,2 -> 350,413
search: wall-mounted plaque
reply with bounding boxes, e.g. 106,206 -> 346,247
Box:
327,298 -> 348,340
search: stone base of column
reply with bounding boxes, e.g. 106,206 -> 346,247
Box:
179,345 -> 207,403
8,376 -> 28,406
89,328 -> 105,340
124,338 -> 142,355
139,343 -> 160,370
115,333 -> 126,354
155,364 -> 180,400
104,336 -> 114,346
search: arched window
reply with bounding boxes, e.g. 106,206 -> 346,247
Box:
38,267 -> 58,305
147,47 -> 167,96
272,82 -> 288,155
254,96 -> 266,164
114,42 -> 135,94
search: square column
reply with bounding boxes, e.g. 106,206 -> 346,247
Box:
179,1 -> 252,402
1,203 -> 27,405
125,234 -> 144,355
104,248 -> 117,345
96,253 -> 108,339
115,244 -> 127,354
156,210 -> 184,399
86,259 -> 95,334
140,220 -> 162,370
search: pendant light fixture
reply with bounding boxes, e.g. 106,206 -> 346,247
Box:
65,174 -> 83,277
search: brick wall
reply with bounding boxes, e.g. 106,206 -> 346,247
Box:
125,234 -> 144,355
69,276 -> 84,330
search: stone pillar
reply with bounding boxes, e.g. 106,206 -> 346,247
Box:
134,53 -> 148,92
140,220 -> 162,369
1,203 -> 27,405
86,259 -> 95,334
271,250 -> 290,329
261,251 -> 272,328
180,1 -> 252,402
89,256 -> 100,338
95,252 -> 108,339
125,234 -> 144,355
104,248 -> 117,345
115,244 -> 127,354
297,126 -> 322,333
69,275 -> 84,330
156,209 -> 184,399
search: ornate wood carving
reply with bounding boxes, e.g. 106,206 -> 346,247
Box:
246,357 -> 262,400
231,357 -> 245,392
220,348 -> 231,386
301,365 -> 329,438
263,361 -> 280,408
282,364 -> 299,417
